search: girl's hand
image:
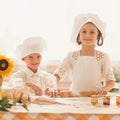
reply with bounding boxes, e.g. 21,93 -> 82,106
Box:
97,88 -> 108,96
25,82 -> 42,96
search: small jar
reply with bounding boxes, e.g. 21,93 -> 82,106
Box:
116,96 -> 120,106
103,96 -> 110,105
91,95 -> 98,105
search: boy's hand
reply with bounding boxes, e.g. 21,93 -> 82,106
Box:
44,88 -> 60,97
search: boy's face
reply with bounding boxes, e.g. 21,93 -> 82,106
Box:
22,53 -> 42,72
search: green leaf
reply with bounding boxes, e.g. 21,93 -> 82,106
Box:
0,106 -> 8,111
12,92 -> 29,111
0,97 -> 9,108
0,92 -> 29,112
22,103 -> 29,111
0,96 -> 10,111
13,92 -> 23,105
28,95 -> 31,102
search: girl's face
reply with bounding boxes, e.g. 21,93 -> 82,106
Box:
22,53 -> 42,73
79,22 -> 99,46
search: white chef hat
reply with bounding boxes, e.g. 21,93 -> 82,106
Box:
16,36 -> 47,59
71,13 -> 106,46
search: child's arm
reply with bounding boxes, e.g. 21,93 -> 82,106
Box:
25,82 -> 42,96
54,73 -> 60,82
100,80 -> 115,93
80,80 -> 114,97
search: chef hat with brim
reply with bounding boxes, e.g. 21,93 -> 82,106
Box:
16,37 -> 47,59
70,13 -> 106,47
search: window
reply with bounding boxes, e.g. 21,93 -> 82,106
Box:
0,0 -> 119,64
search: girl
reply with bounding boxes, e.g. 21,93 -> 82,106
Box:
54,13 -> 115,97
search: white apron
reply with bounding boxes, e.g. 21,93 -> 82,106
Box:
71,54 -> 102,92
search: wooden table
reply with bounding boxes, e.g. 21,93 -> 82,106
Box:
0,93 -> 120,120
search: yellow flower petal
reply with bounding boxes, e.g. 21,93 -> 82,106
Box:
0,55 -> 15,79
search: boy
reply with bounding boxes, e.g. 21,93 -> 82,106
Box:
11,37 -> 57,96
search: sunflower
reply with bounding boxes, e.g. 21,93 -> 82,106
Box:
0,54 -> 15,79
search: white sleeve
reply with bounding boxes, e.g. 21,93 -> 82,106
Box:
103,53 -> 115,81
42,75 -> 57,90
11,71 -> 27,81
54,52 -> 72,80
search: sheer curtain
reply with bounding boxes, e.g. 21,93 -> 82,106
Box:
0,0 -> 120,64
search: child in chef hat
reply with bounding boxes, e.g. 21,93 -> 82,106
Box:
11,36 -> 57,96
53,13 -> 115,97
